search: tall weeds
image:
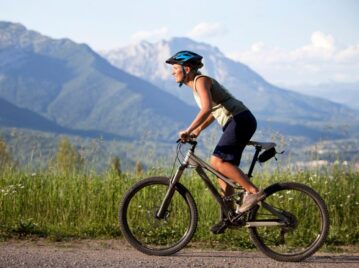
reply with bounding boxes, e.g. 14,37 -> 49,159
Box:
0,165 -> 358,247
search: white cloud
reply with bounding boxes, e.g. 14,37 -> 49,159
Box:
188,22 -> 226,39
251,42 -> 265,52
130,27 -> 169,42
291,32 -> 335,62
311,31 -> 335,50
333,73 -> 352,82
335,43 -> 359,63
227,31 -> 359,85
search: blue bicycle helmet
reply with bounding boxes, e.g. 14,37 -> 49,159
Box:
166,51 -> 203,87
166,50 -> 203,68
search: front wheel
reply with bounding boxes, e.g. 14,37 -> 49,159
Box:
119,176 -> 198,255
248,182 -> 329,262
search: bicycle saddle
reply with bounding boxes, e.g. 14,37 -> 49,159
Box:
248,141 -> 276,150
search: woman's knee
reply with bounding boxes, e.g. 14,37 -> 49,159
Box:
211,155 -> 223,169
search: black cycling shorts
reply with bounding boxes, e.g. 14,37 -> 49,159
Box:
213,110 -> 257,166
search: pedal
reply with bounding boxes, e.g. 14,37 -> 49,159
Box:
210,220 -> 228,234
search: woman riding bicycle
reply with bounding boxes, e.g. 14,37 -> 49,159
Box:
166,50 -> 266,232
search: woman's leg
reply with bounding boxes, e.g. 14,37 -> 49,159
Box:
211,155 -> 258,194
210,110 -> 263,219
211,155 -> 266,214
209,155 -> 261,233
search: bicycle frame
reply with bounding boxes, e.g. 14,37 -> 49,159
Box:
156,141 -> 288,227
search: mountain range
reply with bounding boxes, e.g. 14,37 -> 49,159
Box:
101,38 -> 358,126
0,21 -> 197,141
287,82 -> 359,110
0,21 -> 358,169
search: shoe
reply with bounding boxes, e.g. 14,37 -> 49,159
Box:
210,219 -> 228,234
235,192 -> 249,214
237,190 -> 266,213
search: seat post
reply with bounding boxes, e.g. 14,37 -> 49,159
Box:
247,146 -> 261,178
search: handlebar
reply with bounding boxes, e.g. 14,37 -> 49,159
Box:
176,138 -> 197,145
176,138 -> 198,151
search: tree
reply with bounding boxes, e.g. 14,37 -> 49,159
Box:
0,139 -> 13,169
110,156 -> 122,177
135,160 -> 143,176
51,137 -> 84,175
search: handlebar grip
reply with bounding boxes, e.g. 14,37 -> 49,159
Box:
176,138 -> 197,145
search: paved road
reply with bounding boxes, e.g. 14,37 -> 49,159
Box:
0,240 -> 358,268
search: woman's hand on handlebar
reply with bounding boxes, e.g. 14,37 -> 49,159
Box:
178,130 -> 197,143
179,130 -> 190,142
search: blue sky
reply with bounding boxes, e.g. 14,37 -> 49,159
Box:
1,0 -> 359,86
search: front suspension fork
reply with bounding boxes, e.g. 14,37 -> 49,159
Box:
156,165 -> 186,219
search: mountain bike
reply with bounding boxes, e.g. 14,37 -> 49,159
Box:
119,139 -> 329,262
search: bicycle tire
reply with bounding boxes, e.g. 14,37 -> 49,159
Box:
248,182 -> 329,262
119,176 -> 198,255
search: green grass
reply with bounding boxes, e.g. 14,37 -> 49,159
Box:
0,165 -> 358,249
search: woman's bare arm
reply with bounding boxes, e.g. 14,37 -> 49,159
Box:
185,77 -> 213,133
191,113 -> 215,137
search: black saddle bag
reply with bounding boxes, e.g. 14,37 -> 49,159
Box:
258,147 -> 277,163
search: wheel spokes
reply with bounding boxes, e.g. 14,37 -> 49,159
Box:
250,187 -> 326,256
126,184 -> 192,249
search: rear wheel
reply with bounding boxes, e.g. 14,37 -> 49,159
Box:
119,177 -> 198,255
248,182 -> 329,262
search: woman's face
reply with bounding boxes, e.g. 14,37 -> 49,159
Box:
171,64 -> 185,83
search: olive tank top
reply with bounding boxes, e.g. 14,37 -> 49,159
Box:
193,75 -> 248,126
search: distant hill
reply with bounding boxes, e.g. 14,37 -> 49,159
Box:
286,82 -> 359,110
0,96 -> 65,131
102,38 -> 358,127
0,96 -> 133,140
0,21 -> 197,140
0,126 -> 138,172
